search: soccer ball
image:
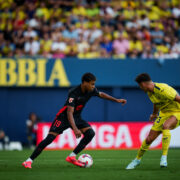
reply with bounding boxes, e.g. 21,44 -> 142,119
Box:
78,154 -> 93,168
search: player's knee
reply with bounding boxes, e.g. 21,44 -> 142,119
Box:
90,129 -> 95,138
162,124 -> 170,130
85,128 -> 95,139
39,134 -> 56,148
146,136 -> 153,144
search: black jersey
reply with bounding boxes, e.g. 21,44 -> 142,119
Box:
56,85 -> 100,119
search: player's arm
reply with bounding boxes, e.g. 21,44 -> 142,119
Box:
149,104 -> 159,122
99,92 -> 127,105
175,94 -> 180,104
67,106 -> 81,138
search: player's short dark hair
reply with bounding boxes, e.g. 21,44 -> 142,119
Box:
82,72 -> 96,82
135,73 -> 151,83
29,112 -> 37,119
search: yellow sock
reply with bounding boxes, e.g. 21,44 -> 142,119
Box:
136,140 -> 151,160
162,130 -> 171,156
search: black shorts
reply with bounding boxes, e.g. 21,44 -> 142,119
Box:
49,115 -> 90,134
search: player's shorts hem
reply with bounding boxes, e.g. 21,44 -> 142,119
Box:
151,127 -> 162,131
151,112 -> 180,131
49,130 -> 63,134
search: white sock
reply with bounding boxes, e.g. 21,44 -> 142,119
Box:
26,158 -> 33,162
69,152 -> 76,157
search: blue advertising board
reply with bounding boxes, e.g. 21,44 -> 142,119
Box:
0,58 -> 180,87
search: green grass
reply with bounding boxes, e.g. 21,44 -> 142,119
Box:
0,149 -> 180,180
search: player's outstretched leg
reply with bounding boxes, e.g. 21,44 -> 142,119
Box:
126,140 -> 150,169
22,134 -> 56,168
66,128 -> 95,167
126,130 -> 160,170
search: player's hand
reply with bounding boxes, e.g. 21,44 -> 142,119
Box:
73,129 -> 82,138
116,99 -> 127,105
149,113 -> 158,122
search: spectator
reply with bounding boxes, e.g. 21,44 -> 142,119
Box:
141,45 -> 154,59
86,3 -> 100,18
0,129 -> 9,150
172,4 -> 180,18
77,33 -> 90,53
27,15 -> 40,29
51,36 -> 67,53
100,36 -> 113,54
171,38 -> 180,54
90,25 -> 103,43
12,29 -> 25,50
62,25 -> 79,40
150,27 -> 164,45
99,48 -> 111,58
129,36 -> 143,55
40,33 -> 52,56
137,14 -> 150,28
26,2 -> 36,19
126,17 -> 138,29
26,112 -> 40,149
113,34 -> 129,56
24,26 -> 38,38
24,37 -> 40,56
65,39 -> 78,57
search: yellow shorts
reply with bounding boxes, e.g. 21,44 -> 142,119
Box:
151,112 -> 180,131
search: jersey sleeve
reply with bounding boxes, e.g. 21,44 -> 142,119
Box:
159,85 -> 177,101
92,88 -> 100,97
66,92 -> 76,107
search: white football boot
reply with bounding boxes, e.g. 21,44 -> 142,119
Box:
160,155 -> 167,167
126,159 -> 141,170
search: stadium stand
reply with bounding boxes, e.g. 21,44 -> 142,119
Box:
0,0 -> 180,59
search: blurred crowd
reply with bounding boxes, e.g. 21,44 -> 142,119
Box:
0,0 -> 180,59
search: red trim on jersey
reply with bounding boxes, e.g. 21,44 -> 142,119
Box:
56,105 -> 67,117
76,105 -> 84,111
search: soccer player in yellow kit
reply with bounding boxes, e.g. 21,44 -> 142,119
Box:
126,73 -> 180,169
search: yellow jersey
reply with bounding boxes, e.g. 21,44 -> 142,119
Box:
147,83 -> 180,114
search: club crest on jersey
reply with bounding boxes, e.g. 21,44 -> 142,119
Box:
69,98 -> 74,103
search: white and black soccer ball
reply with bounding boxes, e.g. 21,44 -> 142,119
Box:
78,154 -> 93,168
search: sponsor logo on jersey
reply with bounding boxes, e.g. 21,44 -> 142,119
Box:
69,98 -> 74,103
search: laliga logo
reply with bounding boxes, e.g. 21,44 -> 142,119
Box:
39,123 -> 162,149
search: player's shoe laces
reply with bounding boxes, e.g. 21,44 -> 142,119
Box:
22,161 -> 32,169
160,156 -> 167,167
66,156 -> 86,167
126,159 -> 141,170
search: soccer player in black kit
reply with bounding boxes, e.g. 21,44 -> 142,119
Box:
22,73 -> 127,168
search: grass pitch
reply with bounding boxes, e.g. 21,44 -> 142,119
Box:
0,149 -> 180,180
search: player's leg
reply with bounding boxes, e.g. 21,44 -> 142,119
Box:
126,130 -> 161,169
22,132 -> 57,168
72,127 -> 95,155
136,130 -> 161,159
66,126 -> 95,167
160,115 -> 178,167
30,132 -> 58,160
22,118 -> 65,168
66,120 -> 95,167
68,118 -> 95,157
